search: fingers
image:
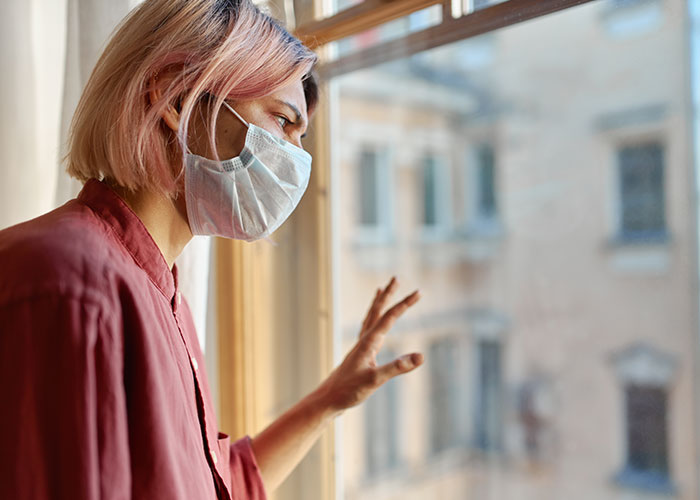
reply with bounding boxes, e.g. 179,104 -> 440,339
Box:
360,277 -> 398,337
375,352 -> 424,386
373,290 -> 420,334
357,290 -> 420,356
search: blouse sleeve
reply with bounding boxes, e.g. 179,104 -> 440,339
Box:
230,435 -> 267,500
0,294 -> 131,500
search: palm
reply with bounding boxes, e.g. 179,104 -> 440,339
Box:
318,277 -> 423,412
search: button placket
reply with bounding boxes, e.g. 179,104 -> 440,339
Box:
171,307 -> 230,499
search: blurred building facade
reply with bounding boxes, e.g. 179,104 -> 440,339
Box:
335,1 -> 699,499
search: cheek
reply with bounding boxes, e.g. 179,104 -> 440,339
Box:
215,122 -> 247,158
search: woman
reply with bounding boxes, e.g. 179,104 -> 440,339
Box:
0,0 -> 423,498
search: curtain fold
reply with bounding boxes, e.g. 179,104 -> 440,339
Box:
1,0 -> 212,352
0,0 -> 51,229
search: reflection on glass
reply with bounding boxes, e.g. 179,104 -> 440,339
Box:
334,1 -> 696,499
333,4 -> 443,59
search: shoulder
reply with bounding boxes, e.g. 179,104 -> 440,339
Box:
0,200 -> 129,308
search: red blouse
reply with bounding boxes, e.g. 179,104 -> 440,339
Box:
0,179 -> 267,500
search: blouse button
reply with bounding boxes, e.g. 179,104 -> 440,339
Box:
191,357 -> 199,372
176,292 -> 182,305
211,449 -> 218,465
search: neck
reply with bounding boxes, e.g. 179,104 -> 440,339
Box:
108,182 -> 192,269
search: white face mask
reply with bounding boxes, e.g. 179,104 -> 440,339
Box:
184,100 -> 312,241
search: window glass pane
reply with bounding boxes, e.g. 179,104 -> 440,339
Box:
333,1 -> 695,499
429,337 -> 461,454
365,350 -> 400,476
476,145 -> 497,218
626,385 -> 669,476
333,5 -> 443,59
618,143 -> 666,240
358,149 -> 380,226
422,156 -> 438,227
474,340 -> 502,451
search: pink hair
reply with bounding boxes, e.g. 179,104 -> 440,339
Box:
67,0 -> 317,196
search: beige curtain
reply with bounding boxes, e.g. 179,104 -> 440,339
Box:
0,0 -> 212,353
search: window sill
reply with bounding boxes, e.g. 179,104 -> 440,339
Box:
605,232 -> 672,274
607,231 -> 670,247
361,461 -> 410,488
459,222 -> 504,240
458,222 -> 504,262
418,226 -> 454,244
613,467 -> 677,496
351,235 -> 397,248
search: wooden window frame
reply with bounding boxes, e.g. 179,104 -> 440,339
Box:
296,0 -> 599,78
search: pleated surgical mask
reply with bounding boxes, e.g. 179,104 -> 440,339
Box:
184,100 -> 312,241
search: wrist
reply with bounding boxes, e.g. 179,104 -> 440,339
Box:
305,382 -> 344,423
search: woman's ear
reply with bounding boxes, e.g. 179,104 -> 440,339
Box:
148,73 -> 180,132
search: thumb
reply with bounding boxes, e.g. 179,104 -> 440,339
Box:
375,352 -> 424,385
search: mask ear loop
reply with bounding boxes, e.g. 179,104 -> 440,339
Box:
184,98 -> 248,155
222,100 -> 250,128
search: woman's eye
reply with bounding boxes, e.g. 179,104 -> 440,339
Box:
275,115 -> 290,128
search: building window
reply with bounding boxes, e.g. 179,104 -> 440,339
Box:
475,144 -> 498,221
625,385 -> 668,477
429,337 -> 462,454
365,351 -> 400,477
473,339 -> 503,452
356,147 -> 393,242
602,0 -> 664,38
612,343 -> 677,493
422,157 -> 438,227
463,144 -> 502,242
420,154 -> 451,239
617,142 -> 666,243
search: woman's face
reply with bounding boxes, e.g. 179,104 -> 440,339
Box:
187,78 -> 309,161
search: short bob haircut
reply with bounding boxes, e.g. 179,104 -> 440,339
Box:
67,0 -> 318,197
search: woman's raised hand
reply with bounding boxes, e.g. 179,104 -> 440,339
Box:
316,277 -> 423,413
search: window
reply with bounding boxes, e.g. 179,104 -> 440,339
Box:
617,142 -> 666,242
365,351 -> 400,477
327,2 -> 695,498
420,154 -> 451,238
475,145 -> 497,220
473,339 -> 503,452
466,143 -> 501,237
429,336 -> 463,454
356,146 -> 393,242
358,149 -> 381,226
625,385 -> 669,477
612,343 -> 677,493
422,156 -> 439,227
